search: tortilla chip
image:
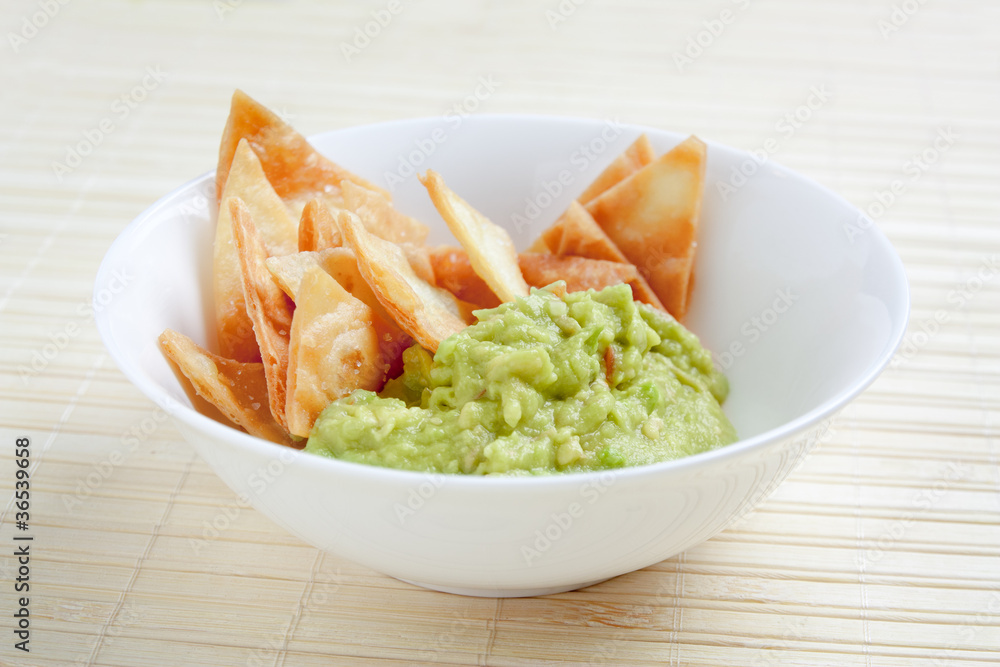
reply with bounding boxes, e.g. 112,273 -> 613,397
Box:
399,242 -> 436,285
339,210 -> 466,352
298,199 -> 342,252
229,197 -> 295,428
285,266 -> 398,437
420,170 -> 529,303
525,235 -> 552,254
341,180 -> 429,245
519,254 -> 638,293
266,249 -> 336,300
265,247 -> 403,335
577,134 -> 656,205
216,90 -> 387,210
214,139 -> 298,362
431,247 -> 639,302
428,245 -> 501,309
585,136 -> 706,319
158,329 -> 295,447
555,201 -> 665,311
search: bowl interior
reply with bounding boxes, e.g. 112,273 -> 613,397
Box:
96,115 -> 908,453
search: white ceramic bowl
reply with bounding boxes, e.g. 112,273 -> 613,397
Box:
95,116 -> 909,597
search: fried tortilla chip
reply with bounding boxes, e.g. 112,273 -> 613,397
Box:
420,170 -> 529,303
265,247 -> 400,332
229,197 -> 295,428
158,329 -> 295,446
555,201 -> 664,310
266,249 -> 340,300
519,254 -> 639,293
298,199 -> 342,252
214,139 -> 298,362
525,235 -> 553,254
429,246 -> 502,309
285,266 -> 398,437
399,242 -> 436,285
341,180 -> 429,245
216,90 -> 387,212
577,134 -> 656,205
585,136 -> 706,319
339,210 -> 465,352
524,220 -> 563,255
430,247 -> 640,302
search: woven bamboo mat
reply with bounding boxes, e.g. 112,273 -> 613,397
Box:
1,0 -> 998,664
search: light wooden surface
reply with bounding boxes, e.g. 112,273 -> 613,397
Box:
1,1 -> 999,665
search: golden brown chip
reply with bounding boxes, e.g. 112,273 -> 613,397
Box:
216,90 -> 387,209
158,329 -> 295,446
431,247 -> 640,303
285,266 -> 398,437
298,199 -> 342,252
399,242 -> 436,285
519,254 -> 638,293
339,210 -> 466,352
555,201 -> 665,311
525,235 -> 553,254
214,139 -> 298,362
265,248 -> 401,334
229,197 -> 295,429
585,136 -> 706,319
577,134 -> 656,205
420,170 -> 529,303
341,180 -> 430,245
555,201 -> 626,262
428,245 -> 501,309
265,249 -> 336,300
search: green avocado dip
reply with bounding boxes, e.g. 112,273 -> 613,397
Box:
305,283 -> 736,475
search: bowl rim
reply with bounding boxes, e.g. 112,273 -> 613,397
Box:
94,112 -> 911,490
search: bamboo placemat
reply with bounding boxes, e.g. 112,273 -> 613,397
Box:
1,1 -> 998,664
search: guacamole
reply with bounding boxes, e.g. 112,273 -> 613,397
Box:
306,283 -> 736,474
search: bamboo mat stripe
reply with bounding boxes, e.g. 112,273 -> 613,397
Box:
1,0 -> 999,664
